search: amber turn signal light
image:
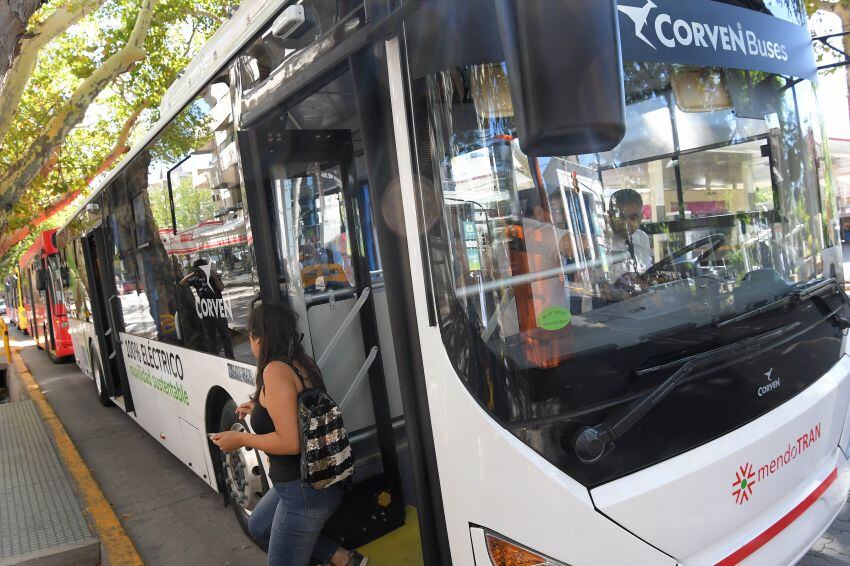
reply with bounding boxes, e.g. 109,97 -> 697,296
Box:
485,531 -> 565,565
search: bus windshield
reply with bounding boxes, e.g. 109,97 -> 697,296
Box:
414,23 -> 840,485
428,61 -> 830,355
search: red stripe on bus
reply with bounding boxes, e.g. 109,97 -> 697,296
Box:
716,467 -> 838,566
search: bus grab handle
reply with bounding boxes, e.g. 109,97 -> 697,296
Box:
339,346 -> 379,411
317,287 -> 371,370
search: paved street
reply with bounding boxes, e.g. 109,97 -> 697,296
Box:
798,243 -> 850,565
10,328 -> 265,565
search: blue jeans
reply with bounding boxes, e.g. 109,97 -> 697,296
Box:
249,480 -> 343,566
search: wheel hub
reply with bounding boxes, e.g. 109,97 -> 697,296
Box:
222,422 -> 263,512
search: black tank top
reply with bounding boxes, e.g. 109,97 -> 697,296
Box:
250,360 -> 310,483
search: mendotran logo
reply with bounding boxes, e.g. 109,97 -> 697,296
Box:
618,0 -> 789,61
730,423 -> 822,505
732,462 -> 756,505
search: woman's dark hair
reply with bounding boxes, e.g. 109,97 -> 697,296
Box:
248,302 -> 323,401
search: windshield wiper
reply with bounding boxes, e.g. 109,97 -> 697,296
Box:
573,322 -> 801,464
716,277 -> 845,328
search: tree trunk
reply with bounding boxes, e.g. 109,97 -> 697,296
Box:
0,0 -> 43,84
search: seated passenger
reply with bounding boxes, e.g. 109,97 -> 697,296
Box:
300,239 -> 352,293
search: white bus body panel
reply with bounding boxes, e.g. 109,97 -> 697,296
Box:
68,318 -> 94,378
118,332 -> 255,488
386,37 -> 674,566
592,355 -> 850,564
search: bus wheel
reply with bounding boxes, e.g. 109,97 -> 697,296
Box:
218,400 -> 267,540
91,350 -> 111,407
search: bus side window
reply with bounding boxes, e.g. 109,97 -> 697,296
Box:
123,81 -> 258,364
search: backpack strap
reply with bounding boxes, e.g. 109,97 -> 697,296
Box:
280,358 -> 308,390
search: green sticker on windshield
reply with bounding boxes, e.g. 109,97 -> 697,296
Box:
537,306 -> 571,331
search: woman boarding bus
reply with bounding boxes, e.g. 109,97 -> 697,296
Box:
55,0 -> 850,563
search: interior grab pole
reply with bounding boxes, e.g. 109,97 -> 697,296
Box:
316,286 -> 371,369
339,346 -> 379,411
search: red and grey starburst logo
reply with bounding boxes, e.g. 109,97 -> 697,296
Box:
732,463 -> 756,505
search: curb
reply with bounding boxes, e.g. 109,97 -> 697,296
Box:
10,348 -> 144,566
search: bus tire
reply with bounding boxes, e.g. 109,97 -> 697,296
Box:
91,349 -> 111,407
218,400 -> 268,545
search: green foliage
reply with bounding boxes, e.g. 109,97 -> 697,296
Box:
0,0 -> 238,277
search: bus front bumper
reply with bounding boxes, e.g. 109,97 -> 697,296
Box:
683,448 -> 850,565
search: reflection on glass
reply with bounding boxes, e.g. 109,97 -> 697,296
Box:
277,166 -> 356,296
422,59 -> 828,411
113,81 -> 258,364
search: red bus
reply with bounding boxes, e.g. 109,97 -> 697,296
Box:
20,229 -> 74,361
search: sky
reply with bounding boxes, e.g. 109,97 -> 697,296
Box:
810,10 -> 850,139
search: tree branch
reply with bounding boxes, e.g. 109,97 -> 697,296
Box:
0,101 -> 146,250
88,100 -> 147,182
0,0 -> 107,150
0,0 -> 159,217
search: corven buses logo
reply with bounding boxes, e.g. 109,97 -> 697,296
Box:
618,0 -> 789,61
731,423 -> 822,505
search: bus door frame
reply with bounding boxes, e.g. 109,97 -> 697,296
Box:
80,215 -> 135,413
235,5 -> 450,559
42,254 -> 59,354
28,257 -> 43,349
243,118 -> 407,545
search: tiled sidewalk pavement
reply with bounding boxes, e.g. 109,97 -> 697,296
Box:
799,504 -> 850,564
0,400 -> 99,564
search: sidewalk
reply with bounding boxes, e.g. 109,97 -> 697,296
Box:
9,326 -> 265,565
0,397 -> 99,565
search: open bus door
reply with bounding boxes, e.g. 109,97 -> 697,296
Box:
238,57 -> 426,556
80,222 -> 135,413
38,254 -> 59,358
248,124 -> 408,548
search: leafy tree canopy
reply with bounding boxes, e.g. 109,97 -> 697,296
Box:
0,0 -> 238,277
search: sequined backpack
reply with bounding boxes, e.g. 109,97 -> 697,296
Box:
288,361 -> 354,489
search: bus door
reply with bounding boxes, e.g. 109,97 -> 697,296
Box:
247,119 -> 408,548
40,254 -> 58,354
29,257 -> 47,350
81,225 -> 135,413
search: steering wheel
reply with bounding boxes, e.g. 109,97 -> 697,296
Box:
644,233 -> 725,279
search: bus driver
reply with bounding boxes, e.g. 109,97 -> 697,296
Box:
607,189 -> 652,281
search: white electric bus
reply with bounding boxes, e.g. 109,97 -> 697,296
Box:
54,0 -> 850,563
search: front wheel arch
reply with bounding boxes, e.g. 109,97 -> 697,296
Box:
205,389 -> 269,544
89,339 -> 111,407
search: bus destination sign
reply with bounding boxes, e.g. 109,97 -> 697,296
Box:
616,0 -> 816,79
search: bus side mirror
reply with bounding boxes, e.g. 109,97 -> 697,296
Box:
35,270 -> 46,292
60,266 -> 70,288
495,0 -> 626,157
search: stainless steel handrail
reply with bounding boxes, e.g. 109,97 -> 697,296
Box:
316,286 -> 371,369
339,345 -> 378,411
